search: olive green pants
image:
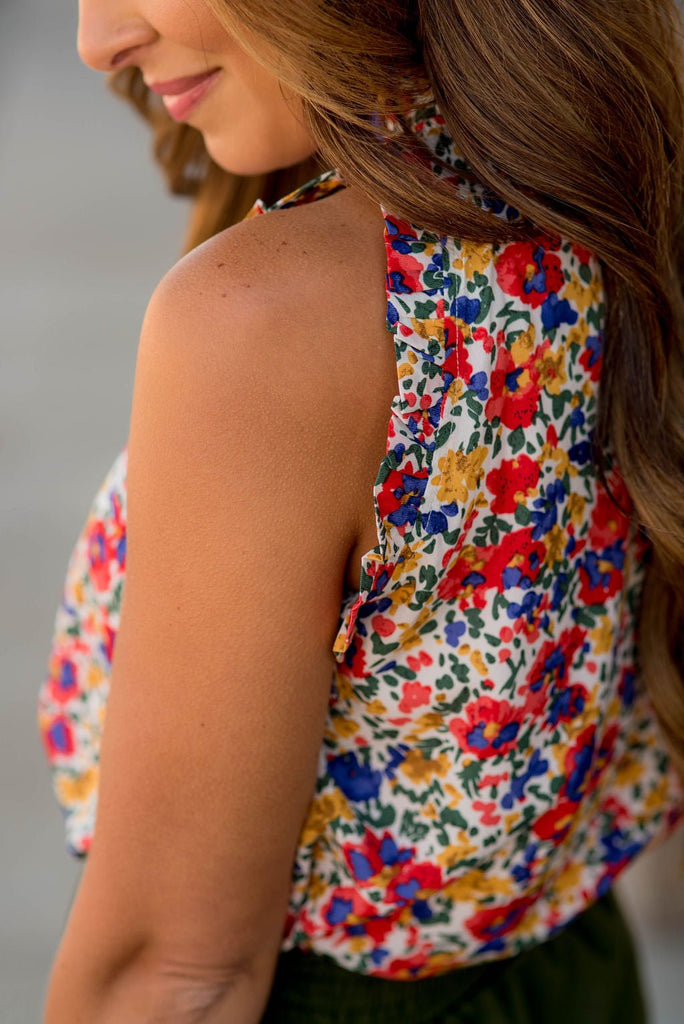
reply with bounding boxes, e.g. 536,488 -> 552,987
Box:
261,891 -> 647,1023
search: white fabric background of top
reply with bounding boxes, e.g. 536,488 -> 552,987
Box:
0,0 -> 682,1020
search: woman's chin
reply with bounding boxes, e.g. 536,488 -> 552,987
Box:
202,131 -> 317,177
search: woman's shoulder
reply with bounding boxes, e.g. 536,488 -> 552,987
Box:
147,185 -> 390,404
139,184 -> 401,581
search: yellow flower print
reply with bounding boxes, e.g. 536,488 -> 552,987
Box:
306,873 -> 329,901
411,316 -> 445,347
397,605 -> 436,650
540,440 -> 574,479
389,545 -> 422,582
543,524 -> 566,568
400,748 -> 450,785
552,861 -> 583,895
332,716 -> 359,739
460,240 -> 494,281
422,951 -> 469,976
644,774 -> 670,813
431,446 -> 488,505
87,663 -> 105,690
613,755 -> 644,788
56,767 -> 99,806
567,318 -> 591,350
536,345 -> 568,396
563,273 -> 603,314
410,711 -> 445,736
469,649 -> 488,677
566,492 -> 586,525
300,790 -> 354,845
389,579 -> 417,609
443,869 -> 514,902
590,616 -> 614,656
510,323 -> 536,367
334,673 -> 355,701
436,832 -> 479,869
515,906 -> 540,938
443,783 -> 464,808
444,376 -> 465,408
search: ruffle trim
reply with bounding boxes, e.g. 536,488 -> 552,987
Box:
331,100 -> 512,659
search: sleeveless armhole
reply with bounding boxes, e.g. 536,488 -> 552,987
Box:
331,213 -> 449,659
328,105 -> 516,662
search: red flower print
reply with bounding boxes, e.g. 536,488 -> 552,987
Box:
321,886 -> 390,939
46,653 -> 79,705
85,509 -> 125,593
532,800 -> 578,843
363,913 -> 400,944
579,336 -> 602,381
101,623 -> 116,666
449,696 -> 524,759
525,625 -> 587,694
465,895 -> 535,942
561,723 -> 619,805
371,614 -> 395,637
484,344 -> 542,429
588,484 -> 631,549
386,246 -> 424,294
376,950 -> 431,979
495,241 -> 564,309
386,860 -> 443,906
546,682 -> 589,727
399,681 -> 432,713
438,527 -> 546,602
483,527 -> 547,592
340,625 -> 368,678
376,460 -> 429,532
343,829 -> 414,885
86,520 -> 113,592
485,455 -> 540,514
42,713 -> 75,759
577,545 -> 625,604
472,800 -> 501,826
406,650 -> 433,672
442,317 -> 474,384
473,325 -> 495,353
480,771 -> 510,788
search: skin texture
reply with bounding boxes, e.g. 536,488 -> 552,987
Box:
45,5 -> 397,1021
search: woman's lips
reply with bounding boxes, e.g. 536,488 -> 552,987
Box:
147,69 -> 222,122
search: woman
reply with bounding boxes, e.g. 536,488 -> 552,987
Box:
39,1 -> 684,1021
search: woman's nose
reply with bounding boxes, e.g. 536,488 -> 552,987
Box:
77,0 -> 158,72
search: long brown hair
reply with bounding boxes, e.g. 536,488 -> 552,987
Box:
110,1 -> 684,772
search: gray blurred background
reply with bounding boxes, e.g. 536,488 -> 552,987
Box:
1,0 -> 682,1021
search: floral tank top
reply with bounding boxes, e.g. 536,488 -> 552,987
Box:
38,103 -> 682,980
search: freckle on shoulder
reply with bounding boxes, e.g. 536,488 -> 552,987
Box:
146,184 -> 386,367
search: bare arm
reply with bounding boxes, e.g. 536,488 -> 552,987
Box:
43,212 -> 362,1023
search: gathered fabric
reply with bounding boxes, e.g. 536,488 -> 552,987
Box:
38,102 -> 681,982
